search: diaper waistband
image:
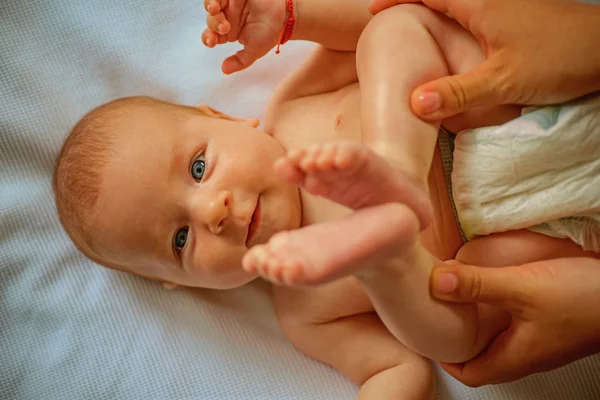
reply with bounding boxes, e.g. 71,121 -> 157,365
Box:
438,128 -> 468,243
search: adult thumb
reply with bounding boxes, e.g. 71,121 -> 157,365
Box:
410,61 -> 501,121
430,263 -> 525,309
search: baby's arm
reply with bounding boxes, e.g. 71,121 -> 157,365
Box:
273,282 -> 434,400
288,0 -> 373,51
203,0 -> 373,73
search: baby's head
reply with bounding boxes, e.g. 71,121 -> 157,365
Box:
54,96 -> 301,289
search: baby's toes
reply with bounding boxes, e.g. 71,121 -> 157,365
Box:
274,157 -> 306,185
264,256 -> 287,284
284,148 -> 306,166
280,261 -> 306,285
332,143 -> 359,170
315,143 -> 338,170
299,145 -> 324,172
242,245 -> 269,273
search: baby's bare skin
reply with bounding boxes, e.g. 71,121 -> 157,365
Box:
243,142 -> 421,285
51,0 -> 595,397
230,0 -> 592,370
202,0 -> 519,394
53,2 -> 596,398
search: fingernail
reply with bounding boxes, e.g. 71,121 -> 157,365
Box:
217,23 -> 224,33
416,91 -> 442,115
434,272 -> 458,294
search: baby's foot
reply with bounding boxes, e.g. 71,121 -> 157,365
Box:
274,141 -> 432,228
242,203 -> 419,285
242,142 -> 432,286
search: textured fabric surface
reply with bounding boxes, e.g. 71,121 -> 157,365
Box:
1,1 -> 599,399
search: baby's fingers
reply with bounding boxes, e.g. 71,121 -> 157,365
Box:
206,12 -> 231,35
201,29 -> 227,48
204,0 -> 229,15
222,49 -> 261,74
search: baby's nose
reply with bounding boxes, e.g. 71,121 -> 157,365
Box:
199,189 -> 232,234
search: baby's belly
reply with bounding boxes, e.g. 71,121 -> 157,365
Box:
275,87 -> 463,260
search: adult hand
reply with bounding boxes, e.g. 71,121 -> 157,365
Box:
369,0 -> 600,120
429,257 -> 600,386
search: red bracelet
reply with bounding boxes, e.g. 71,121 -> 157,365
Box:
275,0 -> 295,54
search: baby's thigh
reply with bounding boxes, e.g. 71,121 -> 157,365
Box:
453,230 -> 597,344
456,229 -> 597,268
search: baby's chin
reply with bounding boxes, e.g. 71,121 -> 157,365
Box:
178,271 -> 259,290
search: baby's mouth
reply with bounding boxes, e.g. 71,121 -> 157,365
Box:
245,197 -> 261,247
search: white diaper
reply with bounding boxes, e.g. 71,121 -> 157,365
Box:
450,94 -> 600,252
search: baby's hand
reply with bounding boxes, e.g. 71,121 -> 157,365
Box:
202,0 -> 287,74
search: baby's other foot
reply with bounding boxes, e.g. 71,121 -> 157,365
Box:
242,203 -> 419,286
275,141 -> 432,229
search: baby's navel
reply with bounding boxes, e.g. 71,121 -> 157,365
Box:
334,114 -> 343,129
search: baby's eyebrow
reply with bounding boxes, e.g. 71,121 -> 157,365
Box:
143,212 -> 175,264
169,140 -> 188,181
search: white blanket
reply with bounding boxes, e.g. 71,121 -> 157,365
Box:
1,1 -> 599,399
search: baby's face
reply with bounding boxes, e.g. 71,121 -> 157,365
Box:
91,104 -> 301,289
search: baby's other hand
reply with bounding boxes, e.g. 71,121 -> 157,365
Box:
202,0 -> 287,74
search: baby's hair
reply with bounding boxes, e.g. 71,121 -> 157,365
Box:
53,96 -> 165,265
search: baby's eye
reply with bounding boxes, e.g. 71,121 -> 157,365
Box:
174,227 -> 189,252
190,155 -> 206,182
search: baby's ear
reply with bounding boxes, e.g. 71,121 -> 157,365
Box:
195,104 -> 223,118
196,104 -> 259,127
245,118 -> 260,128
162,282 -> 179,290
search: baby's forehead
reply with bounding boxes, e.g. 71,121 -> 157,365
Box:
103,104 -> 184,148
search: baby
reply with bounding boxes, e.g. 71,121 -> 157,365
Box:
54,0 -> 599,398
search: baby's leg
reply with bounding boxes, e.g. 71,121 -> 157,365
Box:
243,142 -> 421,285
274,284 -> 434,400
354,5 -> 458,229
244,142 -> 498,362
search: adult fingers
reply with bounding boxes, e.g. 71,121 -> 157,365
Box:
409,59 -> 507,120
438,326 -> 532,386
430,263 -> 530,311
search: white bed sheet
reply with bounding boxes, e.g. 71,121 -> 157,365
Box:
1,0 -> 599,399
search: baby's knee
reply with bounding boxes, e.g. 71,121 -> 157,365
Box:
357,4 -> 434,62
361,3 -> 430,38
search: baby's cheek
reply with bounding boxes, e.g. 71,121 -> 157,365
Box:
191,245 -> 243,274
